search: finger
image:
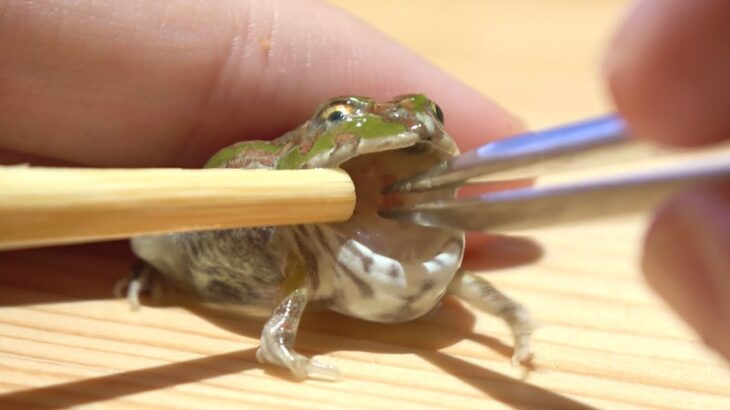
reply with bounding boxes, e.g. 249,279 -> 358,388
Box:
0,148 -> 76,167
604,0 -> 730,147
463,233 -> 543,272
642,184 -> 730,360
0,0 -> 523,167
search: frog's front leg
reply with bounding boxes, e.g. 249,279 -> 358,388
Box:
448,271 -> 535,365
114,259 -> 166,310
256,287 -> 340,380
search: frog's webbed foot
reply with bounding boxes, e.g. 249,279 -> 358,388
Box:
449,271 -> 535,365
257,287 -> 341,381
113,259 -> 164,311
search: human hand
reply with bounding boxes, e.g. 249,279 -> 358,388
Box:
604,0 -> 730,360
0,0 -> 521,255
0,0 -> 522,264
0,0 -> 521,167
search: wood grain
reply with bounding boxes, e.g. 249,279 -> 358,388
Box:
1,1 -> 728,409
0,167 -> 354,250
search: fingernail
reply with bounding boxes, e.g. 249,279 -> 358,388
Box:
643,186 -> 730,359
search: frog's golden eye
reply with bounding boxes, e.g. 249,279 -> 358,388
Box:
319,102 -> 355,122
431,102 -> 445,124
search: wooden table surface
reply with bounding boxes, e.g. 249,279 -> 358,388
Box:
1,1 -> 728,409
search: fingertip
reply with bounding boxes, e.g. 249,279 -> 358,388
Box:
463,233 -> 543,271
604,0 -> 730,147
642,184 -> 730,360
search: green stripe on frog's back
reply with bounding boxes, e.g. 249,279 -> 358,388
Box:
400,94 -> 430,112
204,141 -> 285,169
276,115 -> 409,170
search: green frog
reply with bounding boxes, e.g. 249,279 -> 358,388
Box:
128,95 -> 534,380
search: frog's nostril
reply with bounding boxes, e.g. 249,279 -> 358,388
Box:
383,106 -> 407,122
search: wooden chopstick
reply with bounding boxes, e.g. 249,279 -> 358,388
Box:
0,166 -> 355,250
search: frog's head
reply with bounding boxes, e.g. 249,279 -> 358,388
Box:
205,94 -> 461,219
294,94 -> 461,217
285,94 -> 458,169
204,94 -> 457,170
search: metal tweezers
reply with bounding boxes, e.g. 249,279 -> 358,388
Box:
380,115 -> 730,232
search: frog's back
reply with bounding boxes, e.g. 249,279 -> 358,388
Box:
131,135 -> 302,307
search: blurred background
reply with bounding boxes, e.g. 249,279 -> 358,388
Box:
327,0 -> 627,127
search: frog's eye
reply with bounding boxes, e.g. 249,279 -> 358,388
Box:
319,102 -> 356,123
431,102 -> 445,124
327,109 -> 346,122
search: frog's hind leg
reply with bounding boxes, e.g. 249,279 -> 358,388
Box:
114,259 -> 165,311
256,287 -> 341,381
448,270 -> 535,365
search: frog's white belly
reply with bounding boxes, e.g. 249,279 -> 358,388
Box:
295,225 -> 464,323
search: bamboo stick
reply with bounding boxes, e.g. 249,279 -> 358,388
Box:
0,166 -> 355,250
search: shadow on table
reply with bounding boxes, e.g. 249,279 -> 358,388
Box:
0,340 -> 595,410
0,242 -> 133,306
0,234 -> 543,307
0,236 -> 596,409
0,348 -> 259,410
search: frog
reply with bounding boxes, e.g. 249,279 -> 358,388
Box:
126,94 -> 534,380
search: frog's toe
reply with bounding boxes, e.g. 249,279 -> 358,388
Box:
115,259 -> 166,311
303,357 -> 341,381
113,275 -> 144,311
126,276 -> 145,311
112,276 -> 131,299
118,275 -> 157,311
509,314 -> 536,366
511,341 -> 533,366
256,343 -> 340,381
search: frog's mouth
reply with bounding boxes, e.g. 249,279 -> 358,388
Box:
331,141 -> 462,261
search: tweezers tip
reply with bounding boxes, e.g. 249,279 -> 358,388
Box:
377,207 -> 411,224
382,180 -> 411,193
382,178 -> 435,194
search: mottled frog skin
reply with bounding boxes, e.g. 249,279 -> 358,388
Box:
129,95 -> 533,380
